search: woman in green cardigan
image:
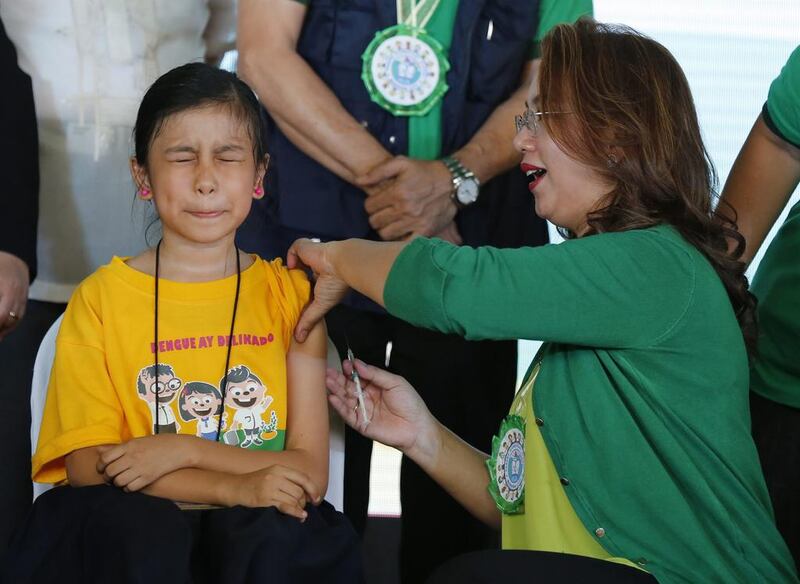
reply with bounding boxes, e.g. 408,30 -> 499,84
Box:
288,20 -> 797,584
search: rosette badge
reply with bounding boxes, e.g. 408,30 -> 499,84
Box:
361,24 -> 450,117
487,415 -> 526,514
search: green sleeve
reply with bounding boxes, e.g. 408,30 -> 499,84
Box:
765,45 -> 800,148
384,227 -> 695,348
527,0 -> 593,59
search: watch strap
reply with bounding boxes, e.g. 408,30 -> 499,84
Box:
442,156 -> 480,208
441,155 -> 478,184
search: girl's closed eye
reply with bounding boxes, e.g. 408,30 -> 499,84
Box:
164,146 -> 197,164
165,154 -> 196,164
216,145 -> 247,164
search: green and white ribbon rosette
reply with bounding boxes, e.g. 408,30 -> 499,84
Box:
361,0 -> 450,116
487,414 -> 526,514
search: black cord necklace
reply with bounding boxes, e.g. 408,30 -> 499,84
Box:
153,240 -> 241,443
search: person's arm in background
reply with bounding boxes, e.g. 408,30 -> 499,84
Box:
356,62 -> 536,241
237,0 -> 391,185
203,0 -> 238,66
360,0 -> 593,241
720,115 -> 800,265
0,17 -> 38,339
720,45 -> 800,265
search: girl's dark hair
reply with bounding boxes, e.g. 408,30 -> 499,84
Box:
539,19 -> 757,354
133,62 -> 266,166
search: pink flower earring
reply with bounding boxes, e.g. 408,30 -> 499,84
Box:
139,187 -> 151,199
254,186 -> 264,199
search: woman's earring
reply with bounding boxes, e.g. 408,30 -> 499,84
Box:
254,185 -> 264,199
606,153 -> 619,168
139,187 -> 151,199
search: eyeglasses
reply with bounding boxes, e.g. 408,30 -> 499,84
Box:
514,109 -> 568,135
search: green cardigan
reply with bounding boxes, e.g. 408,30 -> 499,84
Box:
384,226 -> 797,584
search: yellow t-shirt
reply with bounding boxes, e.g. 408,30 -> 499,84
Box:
33,256 -> 310,484
501,364 -> 642,572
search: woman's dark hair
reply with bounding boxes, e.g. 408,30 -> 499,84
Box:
538,19 -> 757,354
133,62 -> 266,166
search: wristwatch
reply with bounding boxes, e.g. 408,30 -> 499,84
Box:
442,156 -> 480,208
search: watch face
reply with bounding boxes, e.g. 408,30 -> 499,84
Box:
456,179 -> 479,205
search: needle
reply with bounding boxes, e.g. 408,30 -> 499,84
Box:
347,347 -> 370,427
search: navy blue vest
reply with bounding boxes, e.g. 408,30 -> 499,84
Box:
239,0 -> 547,259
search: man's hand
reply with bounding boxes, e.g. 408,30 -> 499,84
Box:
358,156 -> 456,241
0,251 -> 30,340
434,221 -> 463,246
97,434 -> 193,492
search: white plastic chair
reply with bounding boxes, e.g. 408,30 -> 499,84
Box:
30,315 -> 346,511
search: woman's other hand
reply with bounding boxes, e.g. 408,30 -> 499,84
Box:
288,238 -> 408,342
326,359 -> 441,467
286,239 -> 349,343
287,238 -> 350,342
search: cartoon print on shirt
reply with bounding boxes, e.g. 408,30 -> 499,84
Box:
220,365 -> 278,448
178,381 -> 222,441
136,364 -> 182,433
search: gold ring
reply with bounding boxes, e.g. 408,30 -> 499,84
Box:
7,311 -> 18,322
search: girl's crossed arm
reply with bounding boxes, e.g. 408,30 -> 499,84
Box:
65,321 -> 330,512
160,320 -> 331,493
66,448 -> 318,519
